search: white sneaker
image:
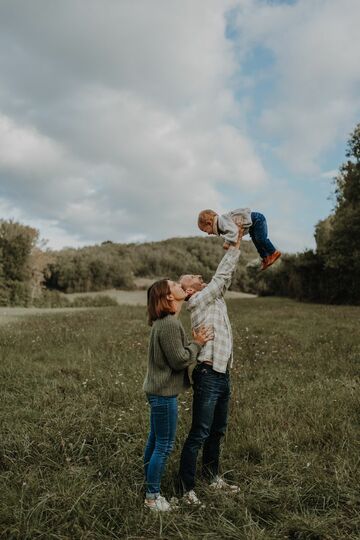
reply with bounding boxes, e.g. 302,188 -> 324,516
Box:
144,495 -> 172,512
182,489 -> 205,508
209,476 -> 240,493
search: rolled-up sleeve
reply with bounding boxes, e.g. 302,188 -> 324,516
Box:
188,248 -> 240,311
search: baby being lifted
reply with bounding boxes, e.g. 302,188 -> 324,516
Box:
198,208 -> 281,271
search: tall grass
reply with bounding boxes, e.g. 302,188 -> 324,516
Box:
0,298 -> 359,539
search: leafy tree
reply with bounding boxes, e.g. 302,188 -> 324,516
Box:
320,123 -> 360,302
314,216 -> 333,256
251,122 -> 360,304
0,220 -> 39,305
0,220 -> 38,281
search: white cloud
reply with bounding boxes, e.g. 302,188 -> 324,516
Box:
0,1 -> 267,246
0,0 -> 358,252
234,0 -> 360,173
0,114 -> 61,172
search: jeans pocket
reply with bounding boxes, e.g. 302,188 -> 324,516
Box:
195,370 -> 219,396
193,366 -> 210,387
192,364 -> 203,379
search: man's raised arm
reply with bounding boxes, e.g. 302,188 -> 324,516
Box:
188,229 -> 242,310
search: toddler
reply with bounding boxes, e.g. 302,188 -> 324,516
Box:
198,208 -> 281,271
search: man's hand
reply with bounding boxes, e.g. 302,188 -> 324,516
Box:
234,226 -> 244,249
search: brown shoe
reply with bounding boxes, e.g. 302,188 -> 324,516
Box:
261,250 -> 281,271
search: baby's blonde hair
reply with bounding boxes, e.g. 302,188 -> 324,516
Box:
198,209 -> 217,229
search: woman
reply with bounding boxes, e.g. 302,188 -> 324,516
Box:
143,278 -> 213,512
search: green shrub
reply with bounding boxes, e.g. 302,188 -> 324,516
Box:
32,290 -> 71,308
71,295 -> 118,307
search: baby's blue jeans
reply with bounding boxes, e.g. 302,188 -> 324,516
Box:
250,211 -> 276,259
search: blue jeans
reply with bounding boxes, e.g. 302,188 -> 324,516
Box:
249,211 -> 276,259
144,394 -> 178,497
179,364 -> 230,492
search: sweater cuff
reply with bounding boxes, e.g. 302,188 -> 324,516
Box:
191,341 -> 202,353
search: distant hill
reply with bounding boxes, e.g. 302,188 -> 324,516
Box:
45,236 -> 259,293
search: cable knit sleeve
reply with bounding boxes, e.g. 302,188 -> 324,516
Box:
159,317 -> 201,371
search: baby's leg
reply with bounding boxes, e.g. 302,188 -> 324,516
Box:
249,212 -> 276,258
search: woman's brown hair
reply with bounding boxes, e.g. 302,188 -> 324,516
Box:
147,279 -> 176,326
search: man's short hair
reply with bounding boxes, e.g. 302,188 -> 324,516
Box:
179,275 -> 192,300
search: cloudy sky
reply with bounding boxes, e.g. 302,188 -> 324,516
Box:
0,0 -> 359,252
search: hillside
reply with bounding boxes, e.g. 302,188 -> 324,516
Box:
45,236 -> 259,293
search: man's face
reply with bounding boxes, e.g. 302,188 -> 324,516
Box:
180,274 -> 206,297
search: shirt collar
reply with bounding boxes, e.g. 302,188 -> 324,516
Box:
212,215 -> 219,235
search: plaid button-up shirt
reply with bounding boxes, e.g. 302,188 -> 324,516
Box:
187,248 -> 240,373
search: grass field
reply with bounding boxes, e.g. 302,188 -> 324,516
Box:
0,298 -> 359,539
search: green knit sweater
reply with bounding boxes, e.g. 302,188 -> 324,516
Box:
143,314 -> 202,396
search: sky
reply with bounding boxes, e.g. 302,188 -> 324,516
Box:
0,0 -> 359,253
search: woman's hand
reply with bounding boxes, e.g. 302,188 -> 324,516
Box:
192,325 -> 214,346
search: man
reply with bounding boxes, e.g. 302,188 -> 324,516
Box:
178,228 -> 242,505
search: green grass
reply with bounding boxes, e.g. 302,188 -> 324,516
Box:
0,298 -> 359,539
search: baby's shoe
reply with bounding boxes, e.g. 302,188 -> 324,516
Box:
261,250 -> 281,271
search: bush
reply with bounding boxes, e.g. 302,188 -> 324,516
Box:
32,290 -> 71,308
45,247 -> 135,293
32,290 -> 118,308
71,295 -> 118,307
0,281 -> 32,307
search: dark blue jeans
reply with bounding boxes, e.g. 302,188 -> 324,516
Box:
144,395 -> 178,497
179,364 -> 230,492
249,211 -> 276,259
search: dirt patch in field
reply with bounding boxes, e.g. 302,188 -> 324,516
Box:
67,289 -> 148,305
66,288 -> 256,305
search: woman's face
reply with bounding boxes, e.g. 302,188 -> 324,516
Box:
168,280 -> 187,301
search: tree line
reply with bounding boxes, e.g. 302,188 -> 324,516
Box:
44,236 -> 257,293
252,123 -> 360,305
0,224 -> 257,305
